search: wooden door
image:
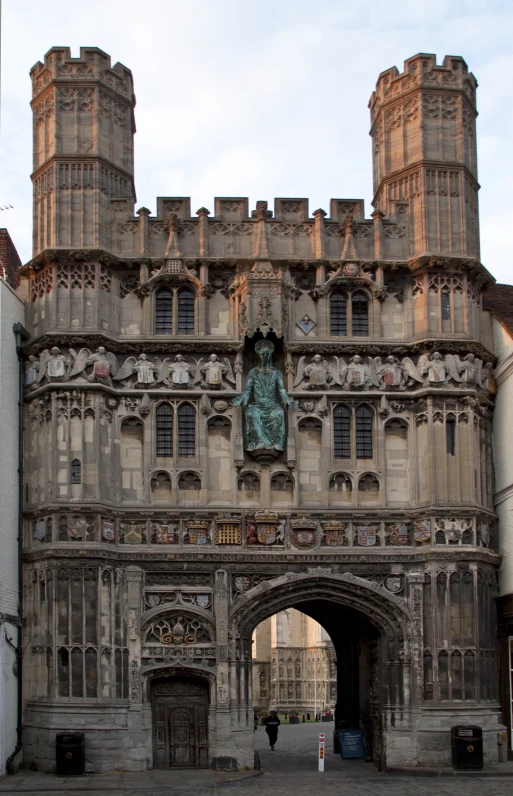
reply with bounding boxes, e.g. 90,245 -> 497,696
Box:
152,677 -> 208,769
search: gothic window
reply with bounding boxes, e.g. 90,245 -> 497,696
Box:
271,473 -> 294,492
358,473 -> 380,492
351,292 -> 369,335
330,289 -> 370,336
155,288 -> 173,334
155,286 -> 196,334
177,288 -> 195,334
156,403 -> 173,456
334,404 -> 351,458
446,416 -> 456,456
70,459 -> 81,484
330,291 -> 347,335
355,405 -> 373,458
178,471 -> 201,490
178,403 -> 196,457
329,473 -> 352,493
238,472 -> 260,491
441,290 -> 451,321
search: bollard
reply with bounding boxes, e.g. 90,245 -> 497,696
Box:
318,732 -> 325,772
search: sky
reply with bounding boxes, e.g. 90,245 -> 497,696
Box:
1,0 -> 513,282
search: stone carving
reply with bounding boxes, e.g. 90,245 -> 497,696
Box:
290,515 -> 317,549
69,346 -> 119,383
378,356 -> 420,390
155,354 -> 195,387
153,523 -> 179,544
115,353 -> 159,386
293,355 -> 345,389
184,520 -> 211,545
417,352 -> 462,385
193,354 -> 235,389
214,515 -> 241,545
288,351 -> 495,393
36,347 -> 73,383
233,340 -> 297,454
321,521 -> 347,547
145,615 -> 209,645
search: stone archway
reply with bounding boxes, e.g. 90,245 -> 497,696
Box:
229,570 -> 413,770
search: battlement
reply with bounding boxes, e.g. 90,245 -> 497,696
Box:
30,46 -> 133,101
142,197 -> 368,224
369,52 -> 477,117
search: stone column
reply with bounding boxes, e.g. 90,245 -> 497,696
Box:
213,569 -> 234,769
408,572 -> 426,704
125,566 -> 143,704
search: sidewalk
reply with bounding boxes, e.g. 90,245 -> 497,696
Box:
0,768 -> 262,793
386,761 -> 513,777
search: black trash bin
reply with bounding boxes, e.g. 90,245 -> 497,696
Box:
451,725 -> 483,770
56,732 -> 85,776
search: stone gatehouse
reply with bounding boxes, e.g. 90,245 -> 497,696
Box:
18,47 -> 506,772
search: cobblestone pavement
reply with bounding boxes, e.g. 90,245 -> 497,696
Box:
0,723 -> 512,795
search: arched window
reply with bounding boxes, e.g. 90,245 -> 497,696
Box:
441,290 -> 451,321
156,403 -> 173,456
155,288 -> 173,334
355,405 -> 373,458
352,292 -> 369,335
329,473 -> 352,493
271,473 -> 294,492
330,291 -> 347,336
333,405 -> 351,458
177,288 -> 195,334
178,471 -> 201,490
178,403 -> 196,456
358,473 -> 380,492
70,459 -> 81,484
238,472 -> 260,491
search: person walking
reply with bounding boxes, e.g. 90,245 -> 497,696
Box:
263,709 -> 280,750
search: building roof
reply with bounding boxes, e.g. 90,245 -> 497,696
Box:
483,283 -> 513,339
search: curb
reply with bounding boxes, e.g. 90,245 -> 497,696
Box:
386,766 -> 513,778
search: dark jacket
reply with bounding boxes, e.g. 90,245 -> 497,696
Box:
263,714 -> 281,730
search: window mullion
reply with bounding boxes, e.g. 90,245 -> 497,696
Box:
347,292 -> 353,336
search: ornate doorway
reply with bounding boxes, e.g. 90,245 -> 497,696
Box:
151,676 -> 209,768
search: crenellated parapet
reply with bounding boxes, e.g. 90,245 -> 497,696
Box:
369,54 -> 479,259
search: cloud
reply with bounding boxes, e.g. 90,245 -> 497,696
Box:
1,0 -> 512,282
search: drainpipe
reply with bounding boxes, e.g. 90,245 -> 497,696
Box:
6,323 -> 29,774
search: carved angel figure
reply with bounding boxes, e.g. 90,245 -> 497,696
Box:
25,355 -> 39,387
480,362 -> 496,394
377,356 -> 408,390
155,354 -> 194,387
194,353 -> 235,389
36,346 -> 73,383
113,353 -> 158,386
345,355 -> 379,389
69,346 -> 119,383
293,355 -> 346,389
417,351 -> 462,386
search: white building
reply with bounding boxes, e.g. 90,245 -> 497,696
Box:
0,230 -> 25,773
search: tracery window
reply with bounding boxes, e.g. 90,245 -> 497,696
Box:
355,405 -> 373,458
330,291 -> 347,335
178,403 -> 196,457
333,404 -> 374,461
156,403 -> 173,456
155,288 -> 173,334
177,288 -> 195,334
70,459 -> 81,484
155,286 -> 196,335
330,290 -> 369,336
351,292 -> 369,335
334,405 -> 351,458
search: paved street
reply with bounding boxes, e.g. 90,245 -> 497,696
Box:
0,723 -> 512,795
